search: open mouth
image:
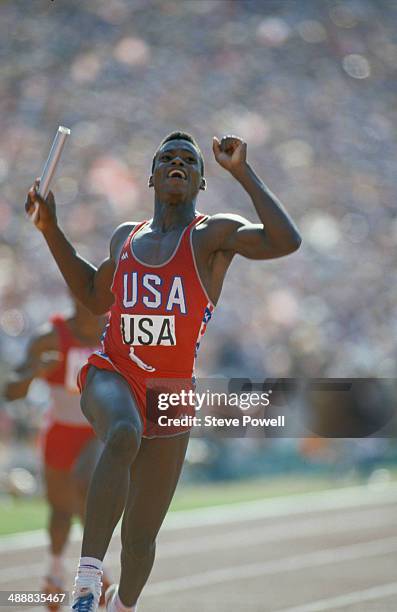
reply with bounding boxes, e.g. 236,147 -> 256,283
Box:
167,168 -> 187,180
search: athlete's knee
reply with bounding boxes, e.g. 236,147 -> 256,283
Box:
106,420 -> 141,461
46,487 -> 73,514
50,507 -> 73,524
74,478 -> 90,502
122,535 -> 156,563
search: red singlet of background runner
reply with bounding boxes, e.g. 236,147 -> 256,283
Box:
42,316 -> 97,471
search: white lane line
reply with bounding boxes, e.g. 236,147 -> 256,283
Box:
1,482 -> 397,553
157,507 -> 397,559
0,507 -> 396,584
164,482 -> 397,530
276,581 -> 397,612
143,536 -> 397,597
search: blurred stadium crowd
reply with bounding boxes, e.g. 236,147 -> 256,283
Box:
0,0 -> 396,485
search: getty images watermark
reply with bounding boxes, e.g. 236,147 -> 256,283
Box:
155,387 -> 284,429
145,378 -> 397,438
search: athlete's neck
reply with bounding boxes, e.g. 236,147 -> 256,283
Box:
151,199 -> 196,231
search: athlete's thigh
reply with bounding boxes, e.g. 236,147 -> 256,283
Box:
44,465 -> 75,513
122,433 -> 190,538
80,366 -> 142,442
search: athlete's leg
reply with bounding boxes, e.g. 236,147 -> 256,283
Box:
44,466 -> 74,557
43,466 -> 75,609
117,432 -> 190,606
72,437 -> 103,522
79,366 -> 143,561
71,437 -> 111,605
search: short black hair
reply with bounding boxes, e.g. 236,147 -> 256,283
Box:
151,131 -> 204,175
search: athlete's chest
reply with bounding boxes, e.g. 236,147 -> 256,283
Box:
132,228 -> 185,266
115,262 -> 197,350
115,222 -> 199,314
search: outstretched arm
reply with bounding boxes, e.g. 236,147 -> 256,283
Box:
212,136 -> 301,259
25,180 -> 128,314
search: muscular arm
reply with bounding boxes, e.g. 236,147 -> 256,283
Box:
42,224 -> 117,315
25,182 -> 134,314
4,328 -> 58,401
211,137 -> 301,260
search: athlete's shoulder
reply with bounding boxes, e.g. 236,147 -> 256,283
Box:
205,212 -> 250,226
109,222 -> 138,258
193,213 -> 252,256
195,213 -> 250,238
111,222 -> 138,242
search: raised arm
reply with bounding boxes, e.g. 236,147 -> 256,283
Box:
25,181 -> 133,314
211,136 -> 301,259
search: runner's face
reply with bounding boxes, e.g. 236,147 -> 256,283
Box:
149,140 -> 205,203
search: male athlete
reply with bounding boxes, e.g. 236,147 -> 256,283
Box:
25,132 -> 301,611
4,299 -> 110,608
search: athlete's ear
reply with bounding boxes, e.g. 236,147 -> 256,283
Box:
148,175 -> 154,188
199,177 -> 207,191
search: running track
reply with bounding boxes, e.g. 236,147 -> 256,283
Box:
0,483 -> 396,611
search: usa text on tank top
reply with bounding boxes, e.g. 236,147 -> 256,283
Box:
102,214 -> 214,377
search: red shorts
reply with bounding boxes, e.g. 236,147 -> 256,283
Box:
77,353 -> 195,438
42,421 -> 96,471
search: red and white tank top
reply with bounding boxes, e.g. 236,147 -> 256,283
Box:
44,316 -> 99,425
99,214 -> 214,378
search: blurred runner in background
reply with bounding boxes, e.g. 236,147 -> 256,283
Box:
4,298 -> 111,609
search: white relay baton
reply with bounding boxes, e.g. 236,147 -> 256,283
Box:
32,125 -> 71,222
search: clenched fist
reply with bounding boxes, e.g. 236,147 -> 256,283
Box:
212,135 -> 247,176
25,178 -> 57,232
